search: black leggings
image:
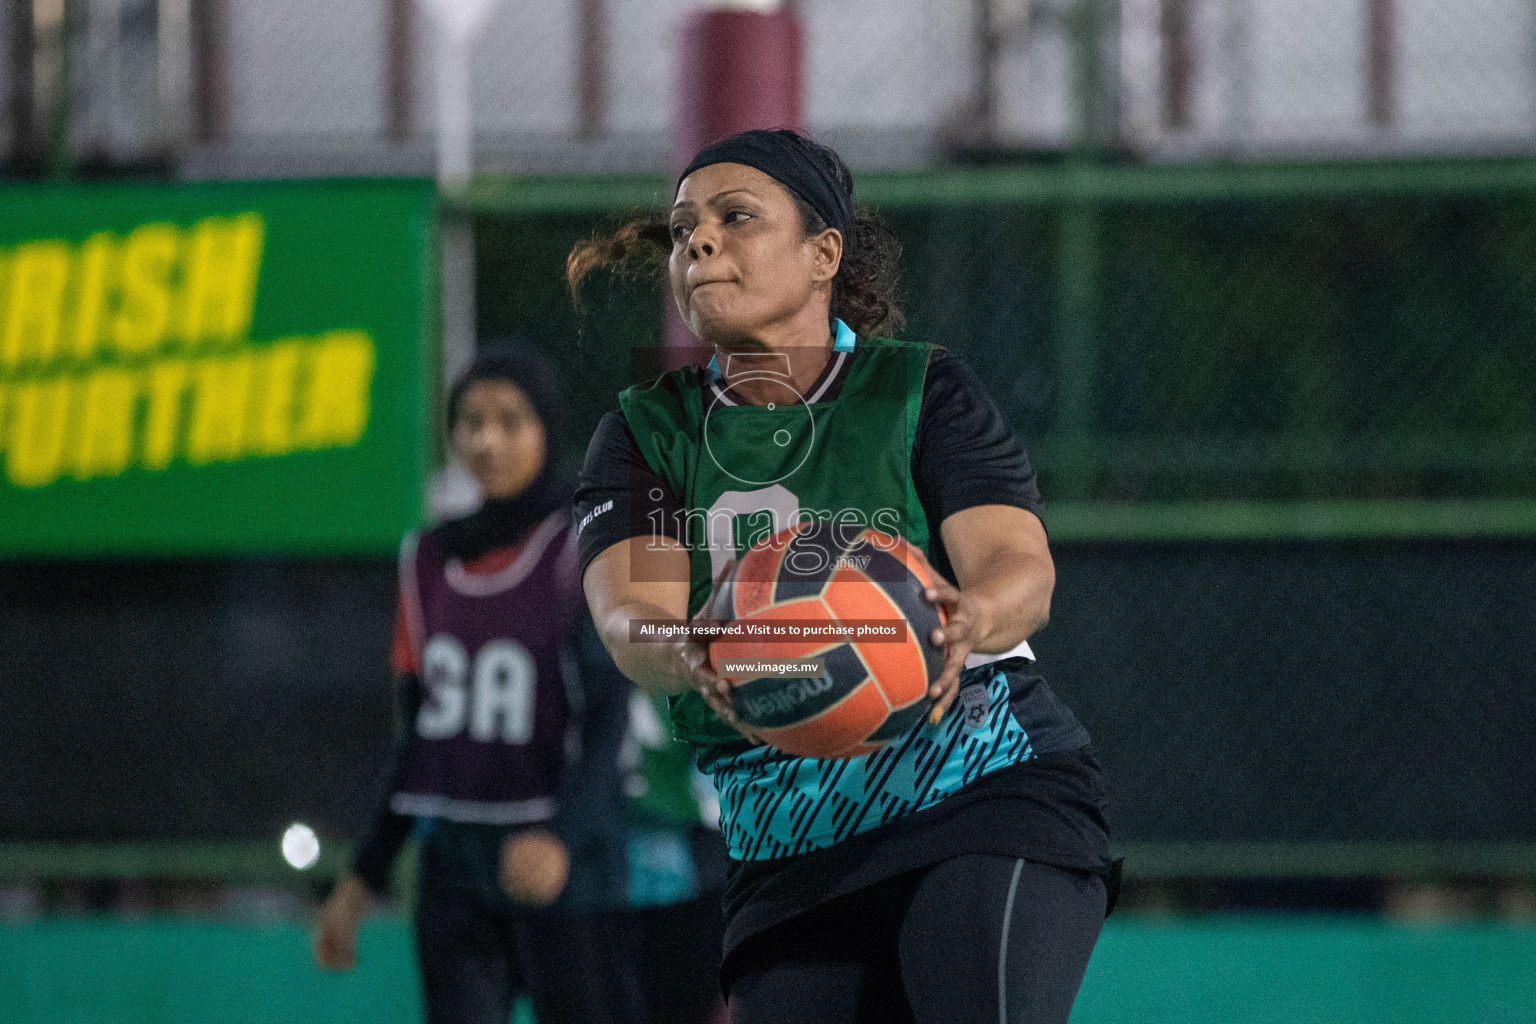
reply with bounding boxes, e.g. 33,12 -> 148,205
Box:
725,856 -> 1106,1024
414,884 -> 644,1024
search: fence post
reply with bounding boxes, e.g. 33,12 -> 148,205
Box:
1070,0 -> 1106,155
1057,0 -> 1107,497
1057,201 -> 1101,497
34,0 -> 81,177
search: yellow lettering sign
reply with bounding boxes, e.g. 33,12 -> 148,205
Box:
112,223 -> 180,356
180,213 -> 265,348
141,360 -> 189,472
3,239 -> 71,368
72,367 -> 139,481
299,330 -> 376,450
7,378 -> 73,488
187,353 -> 255,464
252,339 -> 303,457
69,232 -> 118,362
0,329 -> 377,486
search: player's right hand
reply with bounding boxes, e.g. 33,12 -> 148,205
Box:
674,559 -> 760,742
313,875 -> 372,971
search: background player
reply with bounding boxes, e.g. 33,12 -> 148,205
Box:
572,129 -> 1118,1024
313,345 -> 644,1024
622,688 -> 729,1024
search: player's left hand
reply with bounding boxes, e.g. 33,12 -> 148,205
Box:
908,549 -> 987,726
499,829 -> 570,907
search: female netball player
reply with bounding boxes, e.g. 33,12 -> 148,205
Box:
571,129 -> 1117,1024
313,346 -> 644,1024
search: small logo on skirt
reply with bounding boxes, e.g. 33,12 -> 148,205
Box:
959,683 -> 990,730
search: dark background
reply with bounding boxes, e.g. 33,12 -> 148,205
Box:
5,539 -> 1530,845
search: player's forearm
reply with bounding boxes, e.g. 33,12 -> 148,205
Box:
961,549 -> 1053,654
349,793 -> 414,897
554,620 -> 635,846
594,600 -> 693,696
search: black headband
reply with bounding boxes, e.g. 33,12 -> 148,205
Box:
677,129 -> 855,255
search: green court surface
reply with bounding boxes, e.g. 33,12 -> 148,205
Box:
3,916 -> 1532,1023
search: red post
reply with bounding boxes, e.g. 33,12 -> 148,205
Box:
1162,0 -> 1196,132
666,5 -> 804,354
674,7 -> 803,164
386,0 -> 415,141
577,0 -> 608,139
192,0 -> 230,143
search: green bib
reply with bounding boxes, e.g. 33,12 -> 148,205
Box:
619,336 -> 936,747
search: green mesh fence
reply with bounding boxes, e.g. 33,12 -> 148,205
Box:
455,158 -> 1536,877
465,156 -> 1536,539
5,157 -> 1534,880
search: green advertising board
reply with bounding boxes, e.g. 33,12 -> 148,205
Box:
0,179 -> 436,556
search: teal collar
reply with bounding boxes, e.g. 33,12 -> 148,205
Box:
706,319 -> 856,378
833,318 -> 858,352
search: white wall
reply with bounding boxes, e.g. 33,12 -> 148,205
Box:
473,1 -> 578,134
993,20 -> 1076,143
801,0 -> 973,131
608,0 -> 694,135
1173,0 -> 1536,155
226,0 -> 389,140
0,2 -> 13,160
1398,0 -> 1535,141
1248,0 -> 1366,142
17,0 -> 1531,171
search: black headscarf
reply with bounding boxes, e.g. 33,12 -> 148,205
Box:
435,342 -> 571,561
678,128 -> 855,255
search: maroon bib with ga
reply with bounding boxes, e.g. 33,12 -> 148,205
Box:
392,512 -> 585,824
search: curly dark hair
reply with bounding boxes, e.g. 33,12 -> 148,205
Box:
566,140 -> 904,338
